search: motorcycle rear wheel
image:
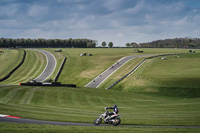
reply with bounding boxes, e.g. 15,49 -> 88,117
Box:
94,118 -> 102,125
112,118 -> 121,126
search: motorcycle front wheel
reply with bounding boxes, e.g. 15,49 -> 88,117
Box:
112,118 -> 121,126
94,118 -> 102,125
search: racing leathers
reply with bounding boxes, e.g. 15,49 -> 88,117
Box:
105,105 -> 119,120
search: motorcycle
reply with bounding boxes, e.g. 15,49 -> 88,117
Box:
94,108 -> 121,126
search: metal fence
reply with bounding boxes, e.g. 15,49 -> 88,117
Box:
54,57 -> 67,82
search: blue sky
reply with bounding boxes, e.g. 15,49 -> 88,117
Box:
0,0 -> 200,46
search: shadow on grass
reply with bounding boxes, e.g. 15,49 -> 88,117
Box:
157,87 -> 200,98
136,86 -> 200,98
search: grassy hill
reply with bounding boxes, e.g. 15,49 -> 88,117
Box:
0,48 -> 200,132
0,48 -> 188,86
106,52 -> 200,97
49,48 -> 188,87
0,85 -> 199,126
0,49 -> 47,85
0,49 -> 23,79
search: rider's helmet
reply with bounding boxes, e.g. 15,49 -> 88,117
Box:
113,104 -> 117,107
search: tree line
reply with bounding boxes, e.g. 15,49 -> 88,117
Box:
125,38 -> 200,48
0,38 -> 97,48
139,38 -> 200,48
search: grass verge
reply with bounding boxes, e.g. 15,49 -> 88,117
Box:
48,48 -> 188,86
0,85 -> 199,126
0,49 -> 23,79
105,52 -> 200,97
0,50 -> 47,85
0,123 -> 199,133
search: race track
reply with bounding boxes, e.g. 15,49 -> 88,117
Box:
0,117 -> 199,128
34,50 -> 57,82
0,53 -> 199,129
85,55 -> 152,88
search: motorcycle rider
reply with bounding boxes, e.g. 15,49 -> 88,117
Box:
104,104 -> 119,121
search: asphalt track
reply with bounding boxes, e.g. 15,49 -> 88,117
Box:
0,117 -> 199,128
1,53 -> 199,129
34,50 -> 57,82
85,55 -> 152,88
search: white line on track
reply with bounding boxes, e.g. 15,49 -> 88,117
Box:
0,114 -> 8,117
96,57 -> 135,88
84,56 -> 127,88
33,49 -> 57,82
34,50 -> 48,81
0,114 -> 21,119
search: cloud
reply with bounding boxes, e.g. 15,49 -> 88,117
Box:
0,0 -> 200,46
28,5 -> 49,17
0,3 -> 19,18
102,0 -> 124,11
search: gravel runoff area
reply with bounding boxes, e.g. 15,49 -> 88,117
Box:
0,117 -> 199,128
85,55 -> 152,88
34,49 -> 57,82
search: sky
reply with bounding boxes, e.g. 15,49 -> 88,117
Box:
0,0 -> 200,46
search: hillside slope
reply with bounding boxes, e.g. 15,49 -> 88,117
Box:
0,50 -> 46,85
0,49 -> 23,79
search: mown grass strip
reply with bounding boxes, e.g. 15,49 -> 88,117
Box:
0,50 -> 46,85
1,123 -> 200,133
0,49 -> 24,80
0,86 -> 199,126
0,88 -> 23,103
20,87 -> 39,104
0,49 -> 21,78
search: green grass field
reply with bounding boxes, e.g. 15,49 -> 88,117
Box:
0,123 -> 199,133
108,52 -> 200,97
0,48 -> 200,132
0,49 -> 47,85
0,85 -> 199,126
0,49 -> 23,79
52,48 -> 188,86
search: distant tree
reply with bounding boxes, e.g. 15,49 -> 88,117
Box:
87,41 -> 96,48
131,42 -> 138,47
102,41 -> 107,47
108,42 -> 113,48
126,43 -> 131,47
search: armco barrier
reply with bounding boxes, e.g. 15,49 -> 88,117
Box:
54,57 -> 66,82
106,58 -> 146,90
0,50 -> 26,82
20,82 -> 76,87
106,53 -> 185,90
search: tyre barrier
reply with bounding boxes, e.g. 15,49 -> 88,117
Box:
19,82 -> 76,87
0,50 -> 26,82
106,53 -> 185,90
54,57 -> 66,82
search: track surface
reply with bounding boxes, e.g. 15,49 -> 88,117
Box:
0,117 -> 199,128
34,50 -> 57,82
1,53 -> 199,129
85,55 -> 152,88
